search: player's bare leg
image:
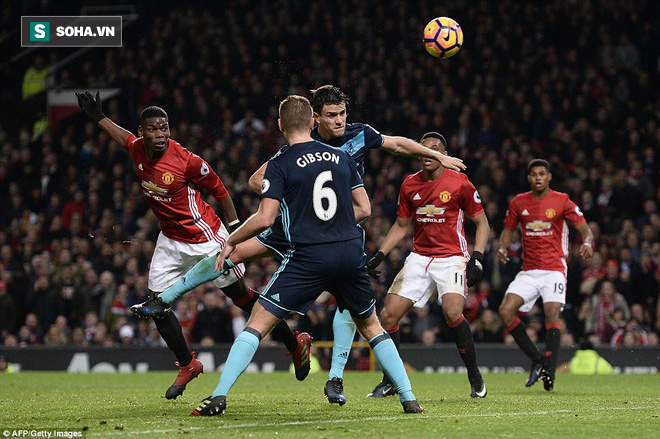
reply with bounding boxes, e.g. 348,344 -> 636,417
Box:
367,294 -> 413,398
499,293 -> 545,386
353,311 -> 423,413
442,293 -> 486,398
540,302 -> 562,391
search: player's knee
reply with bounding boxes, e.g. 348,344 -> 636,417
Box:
498,303 -> 514,321
444,308 -> 463,324
545,307 -> 561,323
379,308 -> 398,329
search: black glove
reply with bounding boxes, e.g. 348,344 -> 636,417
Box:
367,251 -> 385,279
228,221 -> 241,234
75,91 -> 105,123
466,251 -> 484,288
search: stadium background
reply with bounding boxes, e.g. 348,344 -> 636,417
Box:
0,0 -> 659,370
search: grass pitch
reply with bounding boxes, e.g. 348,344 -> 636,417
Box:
1,371 -> 658,438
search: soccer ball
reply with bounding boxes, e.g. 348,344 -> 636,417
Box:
423,17 -> 463,58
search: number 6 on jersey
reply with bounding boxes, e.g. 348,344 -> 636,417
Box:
313,170 -> 337,221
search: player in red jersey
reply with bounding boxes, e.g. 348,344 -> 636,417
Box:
366,132 -> 489,398
498,158 -> 594,391
76,91 -> 310,398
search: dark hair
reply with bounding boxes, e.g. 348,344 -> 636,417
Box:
420,131 -> 447,148
140,106 -> 168,124
310,85 -> 348,114
527,158 -> 551,173
279,95 -> 313,133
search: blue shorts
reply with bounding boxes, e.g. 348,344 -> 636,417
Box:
255,216 -> 289,261
258,238 -> 375,319
256,217 -> 366,262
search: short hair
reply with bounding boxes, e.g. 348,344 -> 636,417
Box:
140,106 -> 168,124
279,95 -> 313,133
528,158 -> 551,173
420,131 -> 447,149
310,85 -> 348,114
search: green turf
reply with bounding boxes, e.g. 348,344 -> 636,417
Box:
0,371 -> 658,438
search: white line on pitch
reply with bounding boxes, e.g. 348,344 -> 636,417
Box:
87,405 -> 654,436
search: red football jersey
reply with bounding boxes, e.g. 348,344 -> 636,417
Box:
126,134 -> 229,244
397,170 -> 484,257
503,189 -> 586,272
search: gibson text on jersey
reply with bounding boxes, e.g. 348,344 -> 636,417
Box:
296,151 -> 340,168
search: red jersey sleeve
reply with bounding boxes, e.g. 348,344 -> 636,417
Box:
562,194 -> 587,227
503,197 -> 520,230
185,153 -> 229,201
459,177 -> 484,217
396,180 -> 413,218
125,133 -> 138,150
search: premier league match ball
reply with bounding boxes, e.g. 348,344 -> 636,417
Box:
423,17 -> 463,58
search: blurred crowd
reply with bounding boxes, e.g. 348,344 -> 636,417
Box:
1,0 -> 659,353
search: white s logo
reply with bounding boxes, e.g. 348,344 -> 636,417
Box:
35,24 -> 46,39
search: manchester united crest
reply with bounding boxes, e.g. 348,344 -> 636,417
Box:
162,171 -> 174,185
438,191 -> 452,203
545,208 -> 556,219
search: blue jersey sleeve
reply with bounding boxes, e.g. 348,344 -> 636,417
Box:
261,159 -> 285,201
363,124 -> 385,149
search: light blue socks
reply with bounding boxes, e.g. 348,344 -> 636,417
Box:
212,330 -> 260,397
328,309 -> 357,380
369,333 -> 415,402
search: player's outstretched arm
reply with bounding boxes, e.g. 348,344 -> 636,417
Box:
379,215 -> 412,256
497,227 -> 514,264
575,222 -> 594,260
248,163 -> 268,194
76,91 -> 132,148
367,215 -> 411,278
381,135 -> 466,172
352,186 -> 371,224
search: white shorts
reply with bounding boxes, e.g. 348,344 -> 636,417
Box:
148,231 -> 245,292
387,253 -> 467,308
504,269 -> 566,312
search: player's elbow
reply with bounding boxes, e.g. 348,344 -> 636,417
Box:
248,176 -> 262,194
362,201 -> 372,218
355,201 -> 371,223
256,213 -> 276,230
477,216 -> 490,231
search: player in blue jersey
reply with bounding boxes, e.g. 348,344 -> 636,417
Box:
190,95 -> 424,416
136,85 -> 466,405
248,86 -> 465,404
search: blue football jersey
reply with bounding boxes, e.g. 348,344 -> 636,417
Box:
261,140 -> 364,245
311,123 -> 384,178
